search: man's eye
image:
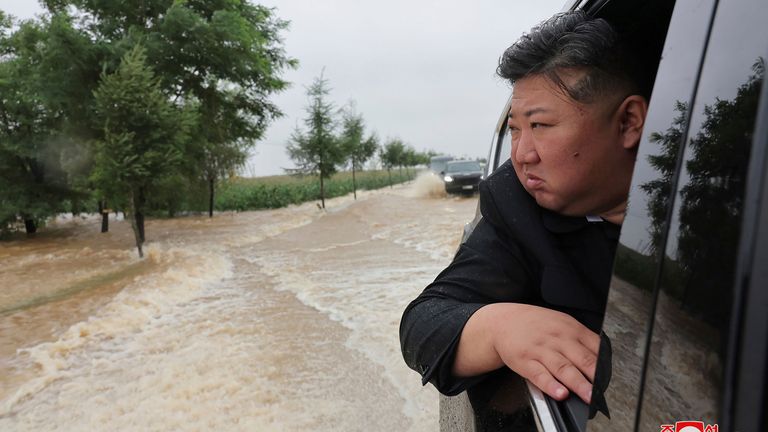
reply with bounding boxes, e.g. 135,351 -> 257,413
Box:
531,122 -> 546,129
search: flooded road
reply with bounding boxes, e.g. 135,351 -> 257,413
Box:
0,176 -> 478,431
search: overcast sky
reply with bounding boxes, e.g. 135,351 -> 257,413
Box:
1,0 -> 565,176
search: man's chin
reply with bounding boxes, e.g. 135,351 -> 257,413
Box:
530,194 -> 584,217
527,190 -> 558,210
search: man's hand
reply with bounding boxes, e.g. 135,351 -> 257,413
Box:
452,303 -> 600,403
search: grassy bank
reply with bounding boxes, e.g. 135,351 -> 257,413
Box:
215,169 -> 415,211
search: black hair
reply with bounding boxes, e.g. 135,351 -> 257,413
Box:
497,11 -> 650,103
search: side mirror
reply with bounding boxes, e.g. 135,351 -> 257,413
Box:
440,171 -> 445,176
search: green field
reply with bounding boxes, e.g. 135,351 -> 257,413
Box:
215,169 -> 415,211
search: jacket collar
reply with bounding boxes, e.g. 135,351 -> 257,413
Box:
541,209 -> 590,233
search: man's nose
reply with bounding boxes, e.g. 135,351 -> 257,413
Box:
513,130 -> 540,164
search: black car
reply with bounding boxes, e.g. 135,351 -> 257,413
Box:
442,160 -> 484,194
441,0 -> 768,431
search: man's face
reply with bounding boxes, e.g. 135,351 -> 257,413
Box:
507,72 -> 638,218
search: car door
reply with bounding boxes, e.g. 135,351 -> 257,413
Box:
591,0 -> 768,430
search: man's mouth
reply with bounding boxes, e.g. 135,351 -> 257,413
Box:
525,173 -> 544,189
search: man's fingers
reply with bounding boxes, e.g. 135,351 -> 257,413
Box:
561,340 -> 598,382
543,352 -> 593,404
521,361 -> 569,401
490,305 -> 602,404
578,328 -> 601,355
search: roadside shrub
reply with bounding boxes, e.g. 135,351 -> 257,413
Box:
215,170 -> 412,211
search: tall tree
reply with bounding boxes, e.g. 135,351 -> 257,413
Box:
92,45 -> 193,257
380,138 -> 405,188
339,104 -> 378,199
286,73 -> 344,209
402,145 -> 418,180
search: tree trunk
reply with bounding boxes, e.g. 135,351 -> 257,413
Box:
320,175 -> 326,209
352,163 -> 357,200
137,187 -> 146,243
406,166 -> 411,180
208,177 -> 215,218
99,199 -> 109,233
130,190 -> 144,258
388,168 -> 392,188
24,218 -> 37,234
72,197 -> 85,217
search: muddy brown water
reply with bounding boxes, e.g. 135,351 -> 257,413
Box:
0,175 -> 477,431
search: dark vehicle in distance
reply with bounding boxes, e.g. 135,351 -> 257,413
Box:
442,160 -> 484,194
430,155 -> 454,174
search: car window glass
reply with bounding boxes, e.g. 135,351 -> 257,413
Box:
637,0 -> 768,428
498,124 -> 512,169
588,1 -> 716,430
447,161 -> 481,172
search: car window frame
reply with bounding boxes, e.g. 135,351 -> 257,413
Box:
727,45 -> 768,431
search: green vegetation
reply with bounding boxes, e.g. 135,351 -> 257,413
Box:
286,74 -> 428,206
613,242 -> 684,295
0,3 -> 436,254
0,1 -> 295,253
380,138 -> 427,185
216,170 -> 412,211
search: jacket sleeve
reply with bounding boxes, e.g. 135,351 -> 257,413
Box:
399,213 -> 534,395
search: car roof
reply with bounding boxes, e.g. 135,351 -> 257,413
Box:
446,160 -> 478,164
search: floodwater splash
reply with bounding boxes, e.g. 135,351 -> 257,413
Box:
1,243 -> 233,416
405,172 -> 447,198
0,183 -> 479,431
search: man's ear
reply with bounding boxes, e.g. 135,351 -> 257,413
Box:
618,95 -> 648,150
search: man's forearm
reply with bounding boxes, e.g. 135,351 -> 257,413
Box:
451,303 -> 507,377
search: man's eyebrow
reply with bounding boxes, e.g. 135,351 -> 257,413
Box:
508,107 -> 550,118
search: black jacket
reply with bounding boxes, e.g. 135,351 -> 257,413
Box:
399,160 -> 620,396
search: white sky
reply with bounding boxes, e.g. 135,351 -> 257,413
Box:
1,0 -> 565,176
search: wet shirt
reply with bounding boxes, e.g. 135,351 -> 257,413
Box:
399,160 -> 620,395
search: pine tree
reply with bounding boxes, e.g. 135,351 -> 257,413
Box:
286,73 -> 344,209
92,45 -> 194,257
339,104 -> 378,199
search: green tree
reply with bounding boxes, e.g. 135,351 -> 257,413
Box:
92,46 -> 194,257
287,74 -> 344,209
43,0 -> 296,218
402,145 -> 423,180
380,138 -> 405,188
339,104 -> 378,199
0,15 -> 86,234
414,150 -> 432,166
